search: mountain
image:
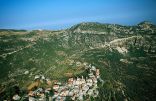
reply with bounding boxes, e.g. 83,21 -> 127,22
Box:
0,21 -> 156,101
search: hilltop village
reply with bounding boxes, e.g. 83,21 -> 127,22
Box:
11,64 -> 104,101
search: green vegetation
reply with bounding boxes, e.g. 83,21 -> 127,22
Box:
0,21 -> 156,100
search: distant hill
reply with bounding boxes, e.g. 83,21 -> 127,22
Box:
0,29 -> 27,32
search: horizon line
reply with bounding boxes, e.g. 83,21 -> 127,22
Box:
0,21 -> 155,31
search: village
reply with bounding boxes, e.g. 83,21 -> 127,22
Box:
12,64 -> 104,101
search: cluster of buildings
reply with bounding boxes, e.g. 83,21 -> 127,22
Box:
51,65 -> 102,101
12,64 -> 103,101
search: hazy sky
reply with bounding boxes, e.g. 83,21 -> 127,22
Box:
0,0 -> 156,30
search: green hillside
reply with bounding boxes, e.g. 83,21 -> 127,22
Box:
0,21 -> 156,101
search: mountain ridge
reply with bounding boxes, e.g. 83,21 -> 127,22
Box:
0,21 -> 155,32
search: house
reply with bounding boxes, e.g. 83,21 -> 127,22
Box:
29,97 -> 36,101
87,89 -> 93,96
88,71 -> 94,78
34,75 -> 40,80
93,90 -> 99,97
96,69 -> 100,78
53,84 -> 59,91
41,75 -> 45,80
78,90 -> 84,101
86,79 -> 93,87
46,79 -> 52,86
68,78 -> 74,85
75,77 -> 80,85
12,94 -> 21,100
68,90 -> 74,96
91,66 -> 96,71
82,84 -> 89,94
92,77 -> 98,84
80,76 -> 86,84
28,91 -> 34,97
83,62 -> 88,66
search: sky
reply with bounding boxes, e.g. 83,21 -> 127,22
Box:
0,0 -> 156,30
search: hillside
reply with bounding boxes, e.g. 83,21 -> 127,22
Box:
0,21 -> 156,101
